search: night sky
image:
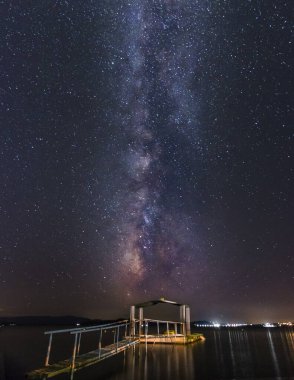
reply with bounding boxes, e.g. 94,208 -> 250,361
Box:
1,1 -> 293,323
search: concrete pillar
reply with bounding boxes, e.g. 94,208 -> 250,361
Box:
139,307 -> 143,336
185,306 -> 191,335
180,304 -> 186,335
130,305 -> 135,336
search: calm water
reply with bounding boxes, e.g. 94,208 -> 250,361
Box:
1,326 -> 294,379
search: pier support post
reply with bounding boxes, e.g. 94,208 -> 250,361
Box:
139,307 -> 143,336
45,333 -> 52,366
70,333 -> 78,380
130,305 -> 135,336
185,306 -> 191,335
180,305 -> 186,335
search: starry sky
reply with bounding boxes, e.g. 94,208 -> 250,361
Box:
1,0 -> 293,323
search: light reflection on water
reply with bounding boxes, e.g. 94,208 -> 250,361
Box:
1,327 -> 294,380
106,343 -> 195,380
267,330 -> 281,378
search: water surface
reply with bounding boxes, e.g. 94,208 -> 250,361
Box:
1,326 -> 294,379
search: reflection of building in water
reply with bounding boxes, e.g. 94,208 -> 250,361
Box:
122,344 -> 195,380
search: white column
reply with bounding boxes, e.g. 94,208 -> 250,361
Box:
180,305 -> 186,335
185,306 -> 191,335
139,307 -> 143,336
130,305 -> 135,336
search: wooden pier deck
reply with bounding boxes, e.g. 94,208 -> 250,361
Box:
139,333 -> 205,344
27,338 -> 139,379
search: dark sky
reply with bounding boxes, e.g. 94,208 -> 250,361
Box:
1,0 -> 293,322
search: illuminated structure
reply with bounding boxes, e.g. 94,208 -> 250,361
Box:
129,298 -> 197,344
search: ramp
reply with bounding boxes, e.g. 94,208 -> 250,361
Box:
27,338 -> 139,379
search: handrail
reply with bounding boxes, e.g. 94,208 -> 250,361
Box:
45,320 -> 129,335
42,317 -> 184,373
43,319 -> 137,370
70,320 -> 130,335
143,318 -> 184,325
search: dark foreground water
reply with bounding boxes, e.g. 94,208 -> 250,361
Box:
1,326 -> 294,380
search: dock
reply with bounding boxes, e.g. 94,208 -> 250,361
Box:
27,298 -> 204,379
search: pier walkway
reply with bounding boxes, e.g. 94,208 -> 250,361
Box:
27,320 -> 139,379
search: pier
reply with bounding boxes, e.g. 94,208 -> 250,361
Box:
130,298 -> 204,344
27,298 -> 204,379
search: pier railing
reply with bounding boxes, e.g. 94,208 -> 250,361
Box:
43,318 -> 185,368
26,320 -> 141,379
43,319 -> 136,369
141,318 -> 185,337
27,317 -> 193,379
139,319 -> 185,342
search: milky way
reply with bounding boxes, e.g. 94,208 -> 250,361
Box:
1,0 -> 293,321
113,1 -> 204,294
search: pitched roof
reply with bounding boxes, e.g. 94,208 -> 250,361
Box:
134,298 -> 184,308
